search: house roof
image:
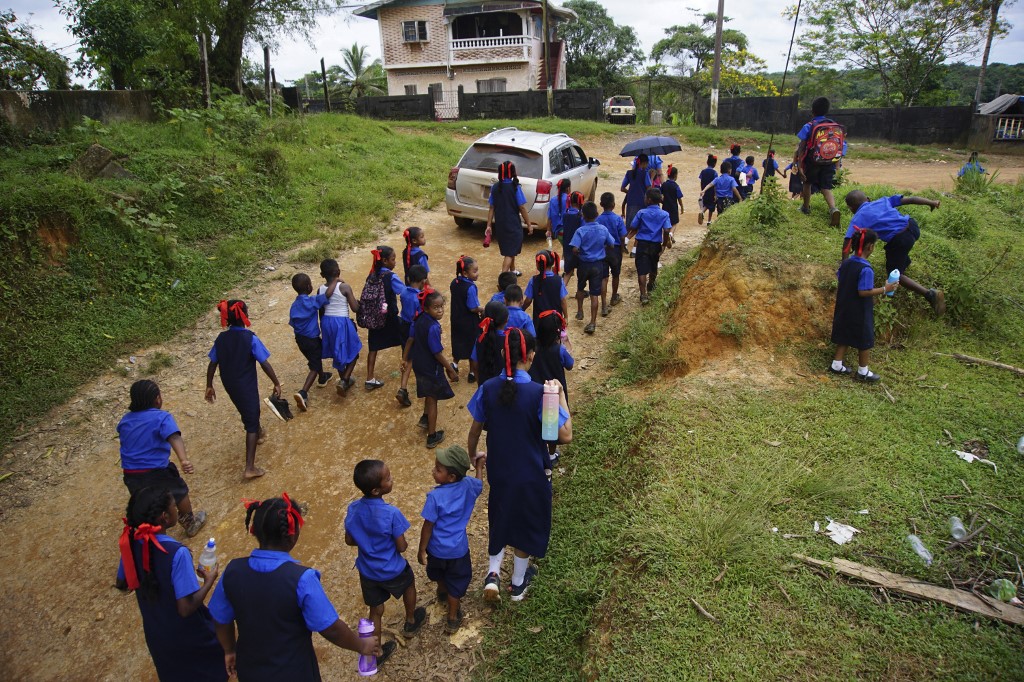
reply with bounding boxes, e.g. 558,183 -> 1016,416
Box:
354,0 -> 576,21
978,94 -> 1024,115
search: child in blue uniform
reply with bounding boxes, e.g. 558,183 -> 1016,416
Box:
118,379 -> 207,537
529,310 -> 574,471
396,264 -> 428,408
596,192 -> 627,309
472,301 -> 508,384
289,273 -> 335,412
842,190 -> 944,314
547,178 -> 572,247
468,328 -> 572,602
405,290 -> 460,448
698,155 -> 718,225
205,300 -> 281,480
211,494 -> 379,680
523,250 -> 568,327
702,162 -> 741,216
660,165 -> 683,240
761,149 -> 782,191
417,444 -> 484,634
830,228 -> 899,382
485,161 -> 535,275
318,258 -> 362,394
345,460 -> 427,651
569,201 -> 616,333
365,246 -> 407,390
401,227 -> 430,285
503,284 -> 535,337
628,189 -> 672,305
725,144 -> 744,182
116,486 -> 224,681
621,154 -> 652,234
450,255 -> 483,381
490,271 -> 518,304
558,192 -> 584,286
741,155 -> 759,199
958,151 -> 987,177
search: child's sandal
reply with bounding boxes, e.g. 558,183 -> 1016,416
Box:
402,606 -> 427,637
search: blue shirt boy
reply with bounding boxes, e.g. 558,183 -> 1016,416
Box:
506,305 -> 536,337
344,497 -> 411,581
421,477 -> 484,559
569,220 -> 616,262
118,409 -> 180,470
289,293 -> 327,340
399,286 -> 422,324
630,206 -> 672,243
596,210 -> 627,244
844,196 -> 910,242
712,174 -> 739,198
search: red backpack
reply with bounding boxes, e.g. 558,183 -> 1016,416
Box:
802,119 -> 846,166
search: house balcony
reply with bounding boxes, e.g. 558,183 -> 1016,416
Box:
449,34 -> 535,64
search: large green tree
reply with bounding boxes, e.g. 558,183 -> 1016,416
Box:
1,11 -> 71,90
561,0 -> 643,90
651,14 -> 747,77
794,0 -> 991,105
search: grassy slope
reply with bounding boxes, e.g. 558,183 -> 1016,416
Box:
482,180 -> 1024,680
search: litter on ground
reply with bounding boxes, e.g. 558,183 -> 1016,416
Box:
824,518 -> 860,545
953,449 -> 997,473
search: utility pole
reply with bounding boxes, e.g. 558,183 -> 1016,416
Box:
199,32 -> 211,109
974,0 -> 1003,107
543,0 -> 552,116
321,57 -> 331,113
710,0 -> 725,127
263,46 -> 272,116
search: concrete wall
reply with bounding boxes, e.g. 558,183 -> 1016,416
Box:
458,87 -> 603,120
0,90 -> 156,133
695,95 -> 798,134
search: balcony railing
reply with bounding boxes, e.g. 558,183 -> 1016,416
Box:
451,35 -> 527,50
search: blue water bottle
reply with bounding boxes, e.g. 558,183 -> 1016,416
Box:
886,269 -> 900,297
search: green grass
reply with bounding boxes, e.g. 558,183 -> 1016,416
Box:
481,173 -> 1024,679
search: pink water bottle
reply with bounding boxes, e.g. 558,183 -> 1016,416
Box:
357,618 -> 377,676
541,383 -> 559,441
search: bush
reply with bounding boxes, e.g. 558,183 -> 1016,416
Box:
749,176 -> 786,234
920,200 -> 979,240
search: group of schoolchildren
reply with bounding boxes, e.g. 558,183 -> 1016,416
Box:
695,145 -> 801,226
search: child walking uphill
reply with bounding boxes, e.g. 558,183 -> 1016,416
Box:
289,273 -> 335,413
702,161 -> 741,216
418,444 -> 484,634
401,227 -> 430,285
116,486 -> 225,681
118,379 -> 207,537
529,310 -> 574,472
450,255 -> 483,382
830,228 -> 899,382
405,290 -> 460,448
317,259 -> 362,395
205,300 -> 281,480
795,96 -> 846,226
396,264 -> 428,408
842,190 -> 945,314
596,192 -> 627,308
741,155 -> 759,200
523,250 -> 568,327
345,460 -> 427,655
660,165 -> 683,241
210,494 -> 379,679
698,155 -> 718,226
628,188 -> 672,306
485,161 -> 535,275
558,191 -> 585,286
569,201 -> 616,333
364,246 -> 407,390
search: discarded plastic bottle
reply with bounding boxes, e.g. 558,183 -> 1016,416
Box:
357,618 -> 377,676
886,269 -> 900,297
988,578 -> 1017,602
907,534 -> 933,566
1017,434 -> 1024,456
949,516 -> 967,540
541,383 -> 560,441
198,538 -> 217,571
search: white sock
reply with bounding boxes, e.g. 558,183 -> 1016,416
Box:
831,360 -> 845,371
858,366 -> 869,376
487,550 -> 505,576
512,555 -> 530,586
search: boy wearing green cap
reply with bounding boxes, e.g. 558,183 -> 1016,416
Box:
417,444 -> 484,633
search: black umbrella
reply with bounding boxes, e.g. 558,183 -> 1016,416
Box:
619,135 -> 682,157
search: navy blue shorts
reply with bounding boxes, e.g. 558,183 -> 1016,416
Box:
294,333 -> 324,373
576,259 -> 607,297
561,244 -> 578,274
606,248 -> 623,277
415,371 -> 455,401
802,162 -> 837,191
123,462 -> 189,503
884,218 -> 920,275
426,551 -> 472,599
634,240 -> 662,277
360,562 -> 414,607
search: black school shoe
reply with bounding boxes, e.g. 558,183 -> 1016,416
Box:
396,388 -> 412,407
377,640 -> 398,666
294,390 -> 309,412
264,395 -> 293,421
426,430 -> 446,448
853,370 -> 881,383
402,607 -> 427,637
417,414 -> 429,430
316,372 -> 332,387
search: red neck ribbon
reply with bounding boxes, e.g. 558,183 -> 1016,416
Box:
403,230 -> 411,267
119,519 -> 167,591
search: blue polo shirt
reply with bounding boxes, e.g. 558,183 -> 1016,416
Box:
558,345 -> 575,369
118,409 -> 181,470
506,305 -> 536,336
725,155 -> 744,175
117,535 -> 198,597
344,497 -> 410,581
208,327 -> 270,363
570,220 -> 616,262
468,370 -> 569,425
399,287 -> 422,324
289,293 -> 327,339
489,291 -> 506,305
596,210 -> 627,243
421,476 -> 484,559
745,167 -> 759,183
712,174 -> 739,198
958,161 -> 986,177
548,193 -> 571,237
844,196 -> 909,242
630,206 -> 672,243
524,271 -> 568,300
208,549 -> 339,631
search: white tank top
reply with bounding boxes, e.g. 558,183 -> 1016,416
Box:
319,283 -> 351,317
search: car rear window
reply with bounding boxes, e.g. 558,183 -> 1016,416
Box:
459,144 -> 543,178
611,97 -> 633,106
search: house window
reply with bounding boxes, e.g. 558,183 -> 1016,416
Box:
402,20 -> 428,42
404,84 -> 418,96
428,83 -> 443,103
452,12 -> 523,40
476,78 -> 506,94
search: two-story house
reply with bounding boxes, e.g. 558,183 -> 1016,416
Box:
354,0 -> 575,118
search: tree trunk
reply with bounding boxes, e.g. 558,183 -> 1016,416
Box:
208,0 -> 253,93
973,0 -> 1002,105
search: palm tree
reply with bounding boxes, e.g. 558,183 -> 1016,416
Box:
339,43 -> 386,98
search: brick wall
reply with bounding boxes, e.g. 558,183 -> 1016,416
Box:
452,46 -> 526,63
379,6 -> 448,67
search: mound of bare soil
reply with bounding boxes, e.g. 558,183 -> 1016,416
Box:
663,242 -> 835,379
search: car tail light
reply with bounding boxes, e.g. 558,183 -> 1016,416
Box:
447,167 -> 459,190
535,179 -> 552,203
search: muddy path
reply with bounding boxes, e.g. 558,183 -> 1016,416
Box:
2,130 -> 1022,681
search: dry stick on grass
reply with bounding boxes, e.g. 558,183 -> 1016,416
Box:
690,597 -> 718,623
919,491 -> 931,514
881,384 -> 897,404
778,584 -> 794,605
934,353 -> 1024,377
713,563 -> 728,583
961,479 -> 972,494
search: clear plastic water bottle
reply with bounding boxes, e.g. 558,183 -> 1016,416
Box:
907,534 -> 932,566
1017,434 -> 1024,456
949,516 -> 967,540
541,383 -> 559,441
357,618 -> 377,676
198,538 -> 217,571
886,269 -> 900,297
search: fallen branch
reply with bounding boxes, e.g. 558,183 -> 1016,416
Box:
689,597 -> 718,623
934,353 -> 1024,377
793,554 -> 1024,626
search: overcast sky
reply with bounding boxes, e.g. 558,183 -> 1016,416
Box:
8,0 -> 1024,87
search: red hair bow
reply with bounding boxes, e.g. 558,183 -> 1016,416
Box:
853,226 -> 867,257
478,317 -> 493,343
218,300 -> 250,328
369,249 -> 382,276
539,309 -> 566,331
282,492 -> 304,536
119,519 -> 167,591
503,328 -> 527,380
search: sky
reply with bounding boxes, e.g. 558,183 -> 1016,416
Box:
8,0 -> 1024,87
